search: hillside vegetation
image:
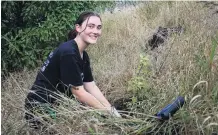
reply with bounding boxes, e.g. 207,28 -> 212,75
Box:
2,2 -> 218,135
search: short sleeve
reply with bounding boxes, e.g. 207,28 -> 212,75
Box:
83,53 -> 94,82
60,54 -> 83,87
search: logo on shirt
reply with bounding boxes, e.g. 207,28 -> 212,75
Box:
81,73 -> 84,81
40,51 -> 53,72
41,59 -> 50,72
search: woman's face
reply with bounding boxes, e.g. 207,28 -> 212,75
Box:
76,16 -> 102,44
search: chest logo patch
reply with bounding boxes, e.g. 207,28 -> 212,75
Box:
81,73 -> 84,81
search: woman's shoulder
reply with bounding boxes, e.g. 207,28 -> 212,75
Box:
58,40 -> 78,56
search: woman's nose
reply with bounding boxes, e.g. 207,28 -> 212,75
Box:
93,27 -> 101,34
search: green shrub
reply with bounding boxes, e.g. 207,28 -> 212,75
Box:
1,1 -> 114,75
128,54 -> 152,102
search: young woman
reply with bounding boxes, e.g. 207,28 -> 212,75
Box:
25,11 -> 121,129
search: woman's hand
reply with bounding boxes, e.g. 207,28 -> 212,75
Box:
107,106 -> 122,118
111,107 -> 122,118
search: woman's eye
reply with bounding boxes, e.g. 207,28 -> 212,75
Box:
88,25 -> 94,29
97,26 -> 102,30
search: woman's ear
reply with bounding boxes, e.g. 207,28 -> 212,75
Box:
75,24 -> 81,33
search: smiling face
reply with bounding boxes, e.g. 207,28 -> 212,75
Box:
76,16 -> 102,45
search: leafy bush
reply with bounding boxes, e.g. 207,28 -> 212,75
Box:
1,1 -> 114,75
128,54 -> 151,98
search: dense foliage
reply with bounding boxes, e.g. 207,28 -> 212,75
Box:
1,1 -> 114,75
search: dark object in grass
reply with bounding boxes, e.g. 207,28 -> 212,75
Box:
113,98 -> 132,111
148,26 -> 184,50
155,96 -> 185,120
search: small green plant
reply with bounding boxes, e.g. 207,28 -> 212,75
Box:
209,36 -> 218,71
210,35 -> 218,102
128,54 -> 152,102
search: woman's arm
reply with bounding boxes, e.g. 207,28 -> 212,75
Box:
83,81 -> 121,117
71,85 -> 106,109
83,81 -> 111,107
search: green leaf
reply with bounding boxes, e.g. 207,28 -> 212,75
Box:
210,37 -> 218,66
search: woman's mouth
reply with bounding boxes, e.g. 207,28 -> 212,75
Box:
89,35 -> 98,40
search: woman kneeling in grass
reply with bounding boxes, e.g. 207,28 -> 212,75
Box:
25,11 -> 121,129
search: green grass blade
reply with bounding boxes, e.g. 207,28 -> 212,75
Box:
210,37 -> 218,66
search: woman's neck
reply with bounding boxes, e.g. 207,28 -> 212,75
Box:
74,36 -> 89,57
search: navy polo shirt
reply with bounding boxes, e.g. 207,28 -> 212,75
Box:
26,40 -> 94,103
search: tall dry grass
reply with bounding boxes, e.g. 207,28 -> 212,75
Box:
2,1 -> 218,135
